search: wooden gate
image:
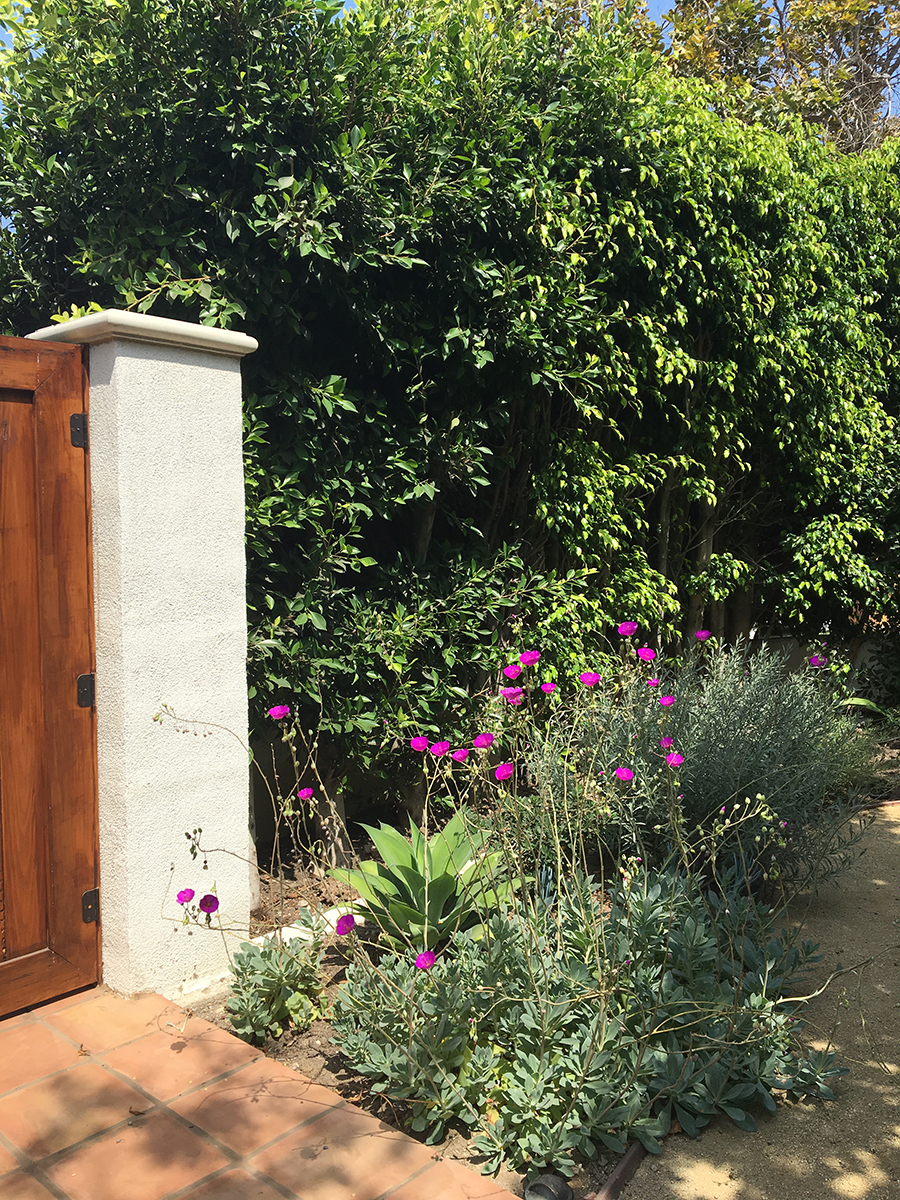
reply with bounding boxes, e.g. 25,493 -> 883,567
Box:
0,335 -> 99,1017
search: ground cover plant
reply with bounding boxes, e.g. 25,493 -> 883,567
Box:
331,864 -> 840,1176
224,907 -> 328,1044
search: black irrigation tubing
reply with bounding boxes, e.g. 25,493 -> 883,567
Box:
588,1141 -> 647,1200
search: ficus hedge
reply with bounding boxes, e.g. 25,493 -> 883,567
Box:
1,0 -> 897,815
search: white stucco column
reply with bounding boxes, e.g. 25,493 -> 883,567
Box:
27,310 -> 257,1000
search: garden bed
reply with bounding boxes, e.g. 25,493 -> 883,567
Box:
190,658 -> 900,1198
190,925 -> 623,1200
192,861 -> 619,1196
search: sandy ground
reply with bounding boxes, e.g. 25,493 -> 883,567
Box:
621,805 -> 900,1200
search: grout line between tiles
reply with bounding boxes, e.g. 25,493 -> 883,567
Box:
10,1063 -> 352,1184
0,1124 -> 29,1169
155,1162 -> 301,1200
1,997 -> 457,1200
163,1084 -> 352,1162
7,1160 -> 75,1200
96,1050 -> 266,1106
375,1158 -> 443,1200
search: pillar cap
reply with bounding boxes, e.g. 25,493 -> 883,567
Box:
27,308 -> 257,358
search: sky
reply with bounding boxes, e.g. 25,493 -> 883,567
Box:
0,3 -> 676,52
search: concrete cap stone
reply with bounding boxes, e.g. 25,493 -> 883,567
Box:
27,308 -> 258,358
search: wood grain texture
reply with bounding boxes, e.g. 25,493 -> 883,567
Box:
0,392 -> 48,958
0,805 -> 5,962
0,336 -> 99,1017
35,344 -> 99,978
0,335 -> 75,391
0,948 -> 95,1017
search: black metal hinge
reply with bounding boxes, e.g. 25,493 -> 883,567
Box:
82,888 -> 100,924
70,413 -> 88,449
76,673 -> 95,708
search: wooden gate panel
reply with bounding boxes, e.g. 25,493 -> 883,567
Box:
0,337 -> 98,1016
36,350 -> 98,976
0,390 -> 48,960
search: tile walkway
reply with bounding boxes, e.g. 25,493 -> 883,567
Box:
0,987 -> 516,1200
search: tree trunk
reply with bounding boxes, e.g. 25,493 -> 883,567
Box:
655,469 -> 676,582
685,498 -> 714,640
710,598 -> 726,641
397,768 -> 426,832
726,587 -> 754,645
411,498 -> 436,566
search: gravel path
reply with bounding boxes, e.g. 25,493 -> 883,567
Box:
620,806 -> 900,1200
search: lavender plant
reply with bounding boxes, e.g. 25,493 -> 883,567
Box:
509,635 -> 877,888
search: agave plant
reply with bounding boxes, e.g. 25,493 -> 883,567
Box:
330,809 -> 512,950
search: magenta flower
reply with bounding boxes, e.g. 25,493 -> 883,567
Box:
500,687 -> 524,703
579,671 -> 601,687
666,752 -> 683,767
451,748 -> 469,762
541,682 -> 557,693
430,741 -> 450,757
297,787 -> 314,800
176,889 -> 195,905
410,736 -> 429,752
267,705 -> 290,720
617,621 -> 638,636
695,630 -> 711,641
615,767 -> 634,782
508,695 -> 523,706
473,732 -> 495,749
335,913 -> 355,936
494,763 -> 514,781
198,894 -> 219,914
647,678 -> 660,687
415,951 -> 436,970
809,655 -> 827,667
519,650 -> 541,666
503,663 -> 522,680
636,647 -> 656,662
660,736 -> 674,749
659,695 -> 675,707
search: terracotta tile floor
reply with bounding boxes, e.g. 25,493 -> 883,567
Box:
0,987 -> 516,1200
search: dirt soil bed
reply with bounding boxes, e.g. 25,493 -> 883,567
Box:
193,756 -> 900,1200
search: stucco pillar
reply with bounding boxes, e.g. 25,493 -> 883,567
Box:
27,310 -> 257,1000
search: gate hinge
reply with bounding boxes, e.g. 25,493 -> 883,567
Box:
82,888 -> 100,924
76,673 -> 95,708
70,413 -> 88,449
